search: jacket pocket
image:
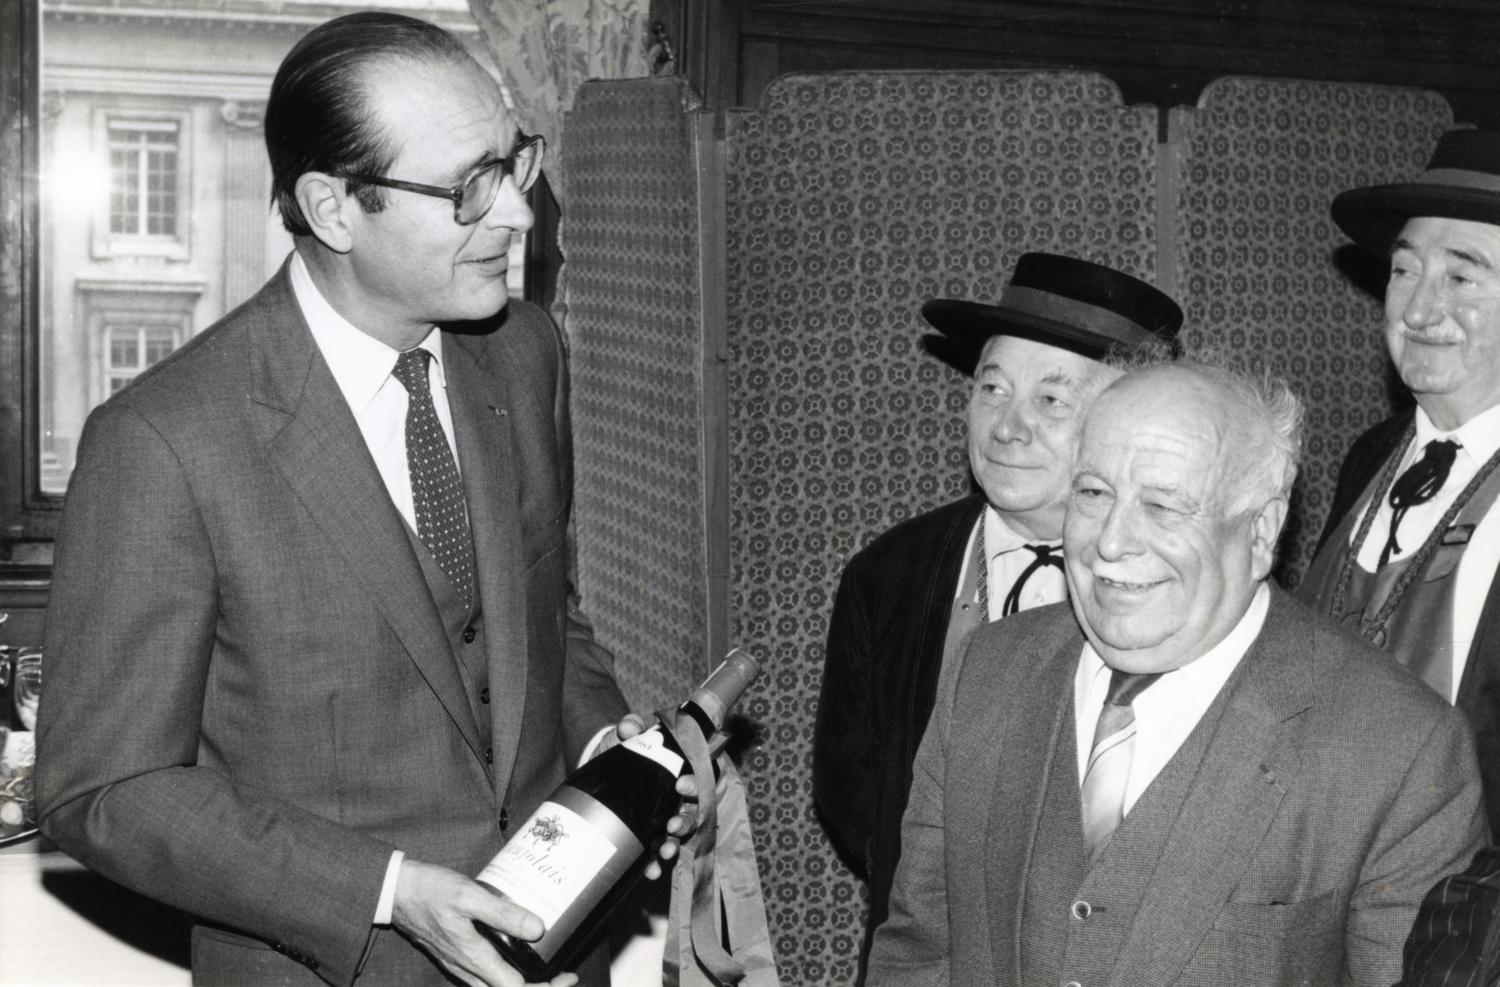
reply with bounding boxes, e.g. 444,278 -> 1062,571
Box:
1188,889 -> 1345,986
1212,888 -> 1343,939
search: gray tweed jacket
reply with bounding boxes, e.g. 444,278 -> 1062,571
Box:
868,587 -> 1487,987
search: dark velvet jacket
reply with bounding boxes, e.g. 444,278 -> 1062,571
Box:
813,494 -> 986,960
1307,410 -> 1500,838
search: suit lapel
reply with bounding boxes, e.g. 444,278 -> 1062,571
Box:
1106,588 -> 1312,987
444,329 -> 531,795
966,612 -> 1082,985
247,265 -> 484,761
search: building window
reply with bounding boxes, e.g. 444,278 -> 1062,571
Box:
89,108 -> 192,260
4,1 -> 529,544
107,119 -> 179,238
105,322 -> 178,394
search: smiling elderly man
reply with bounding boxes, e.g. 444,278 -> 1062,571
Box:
813,254 -> 1182,973
867,360 -> 1486,987
1301,128 -> 1500,840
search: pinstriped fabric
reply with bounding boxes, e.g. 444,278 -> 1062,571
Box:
1401,848 -> 1500,987
392,349 -> 474,605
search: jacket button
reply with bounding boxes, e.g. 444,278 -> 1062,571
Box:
463,626 -> 476,643
480,687 -> 490,704
1071,900 -> 1091,920
499,808 -> 509,832
485,747 -> 493,765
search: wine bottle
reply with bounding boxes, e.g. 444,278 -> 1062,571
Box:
476,647 -> 761,979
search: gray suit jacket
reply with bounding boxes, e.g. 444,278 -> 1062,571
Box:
868,588 -> 1487,987
35,261 -> 628,986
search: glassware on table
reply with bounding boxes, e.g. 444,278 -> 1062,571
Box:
0,640 -> 41,844
12,648 -> 41,732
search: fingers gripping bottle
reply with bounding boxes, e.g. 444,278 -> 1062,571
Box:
477,648 -> 761,979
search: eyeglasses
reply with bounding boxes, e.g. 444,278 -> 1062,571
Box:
339,132 -> 545,225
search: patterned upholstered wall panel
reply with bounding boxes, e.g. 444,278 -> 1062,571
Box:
564,77 -> 710,713
724,71 -> 1162,985
1170,77 -> 1452,584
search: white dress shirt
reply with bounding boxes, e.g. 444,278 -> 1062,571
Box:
952,505 -> 1069,621
290,251 -> 461,530
1074,583 -> 1270,813
1348,403 -> 1500,702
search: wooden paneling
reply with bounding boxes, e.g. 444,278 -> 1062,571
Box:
658,0 -> 1500,127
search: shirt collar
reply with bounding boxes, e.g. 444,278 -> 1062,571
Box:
1415,401 -> 1500,467
288,251 -> 445,414
986,505 -> 1061,555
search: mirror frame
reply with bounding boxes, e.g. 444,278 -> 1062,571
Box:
0,0 -> 52,547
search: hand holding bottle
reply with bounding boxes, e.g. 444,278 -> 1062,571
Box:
390,858 -> 578,987
608,712 -> 703,881
477,649 -> 761,979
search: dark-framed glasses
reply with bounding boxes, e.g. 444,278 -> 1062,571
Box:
340,132 -> 545,225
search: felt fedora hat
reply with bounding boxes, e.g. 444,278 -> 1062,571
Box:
1332,129 -> 1500,253
921,252 -> 1183,371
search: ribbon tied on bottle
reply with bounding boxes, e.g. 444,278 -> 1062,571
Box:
655,704 -> 779,987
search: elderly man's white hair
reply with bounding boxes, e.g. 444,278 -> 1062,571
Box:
1104,348 -> 1305,517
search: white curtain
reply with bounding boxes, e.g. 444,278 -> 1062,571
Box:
466,0 -> 652,200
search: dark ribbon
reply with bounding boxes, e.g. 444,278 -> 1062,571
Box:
1380,439 -> 1460,567
1001,543 -> 1065,616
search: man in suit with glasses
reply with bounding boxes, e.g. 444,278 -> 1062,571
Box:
37,12 -> 631,986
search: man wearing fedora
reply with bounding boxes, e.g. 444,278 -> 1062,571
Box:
1299,128 -> 1500,985
812,252 -> 1183,975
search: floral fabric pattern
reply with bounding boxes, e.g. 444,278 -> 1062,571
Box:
467,0 -> 650,199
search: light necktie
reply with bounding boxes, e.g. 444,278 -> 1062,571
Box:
1001,543 -> 1064,616
1080,668 -> 1160,861
1380,439 -> 1460,567
392,348 -> 474,605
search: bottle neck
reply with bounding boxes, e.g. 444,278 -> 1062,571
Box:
679,700 -> 716,739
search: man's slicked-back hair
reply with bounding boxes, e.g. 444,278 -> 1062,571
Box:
265,11 -> 474,236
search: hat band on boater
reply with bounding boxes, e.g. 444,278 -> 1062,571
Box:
1000,285 -> 1159,348
1415,168 -> 1500,195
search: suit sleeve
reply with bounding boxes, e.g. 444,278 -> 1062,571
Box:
813,560 -> 879,876
1345,706 -> 1489,987
864,658 -> 952,987
35,402 -> 391,987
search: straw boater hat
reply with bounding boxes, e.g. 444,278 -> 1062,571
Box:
1332,129 -> 1500,253
920,252 -> 1184,374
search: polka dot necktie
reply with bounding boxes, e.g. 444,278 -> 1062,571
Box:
392,349 -> 474,606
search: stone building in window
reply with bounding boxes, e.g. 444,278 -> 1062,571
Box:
38,0 -> 485,493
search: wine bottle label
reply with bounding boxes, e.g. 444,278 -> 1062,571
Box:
476,800 -> 618,928
623,729 -> 685,775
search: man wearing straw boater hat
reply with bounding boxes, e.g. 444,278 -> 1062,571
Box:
1299,129 -> 1500,985
1301,130 -> 1500,829
812,252 -> 1183,974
